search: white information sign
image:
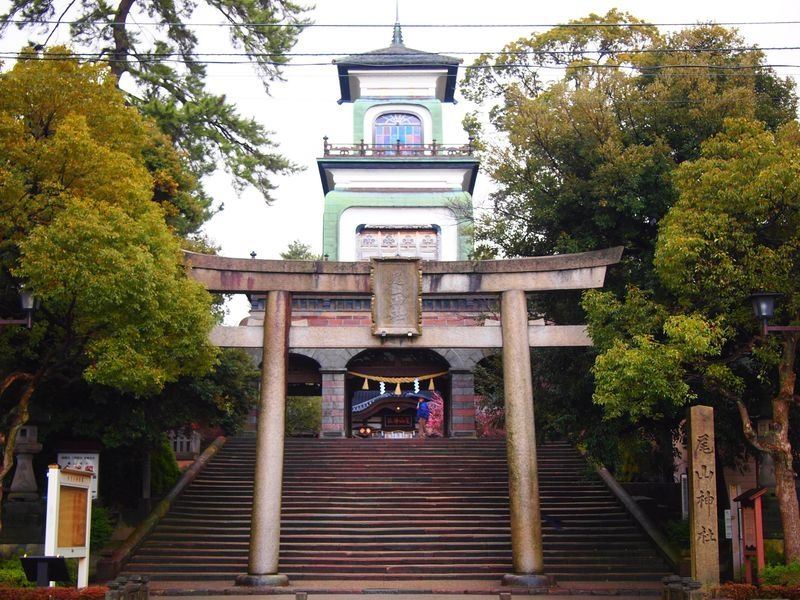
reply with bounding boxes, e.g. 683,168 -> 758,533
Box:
724,509 -> 733,540
45,465 -> 93,588
57,453 -> 99,500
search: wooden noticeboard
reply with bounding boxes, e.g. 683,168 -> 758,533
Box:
57,486 -> 87,548
45,465 -> 93,588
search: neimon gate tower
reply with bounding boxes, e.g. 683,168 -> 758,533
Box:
189,24 -> 622,587
315,24 -> 481,438
254,23 -> 487,439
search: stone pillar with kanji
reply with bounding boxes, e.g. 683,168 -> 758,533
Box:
689,405 -> 720,588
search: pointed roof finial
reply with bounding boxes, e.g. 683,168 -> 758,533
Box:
392,0 -> 403,46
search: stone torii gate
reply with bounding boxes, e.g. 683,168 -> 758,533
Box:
185,246 -> 622,587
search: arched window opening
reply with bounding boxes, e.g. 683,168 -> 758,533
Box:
373,112 -> 422,155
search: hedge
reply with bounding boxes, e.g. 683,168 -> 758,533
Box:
0,586 -> 107,600
713,583 -> 800,600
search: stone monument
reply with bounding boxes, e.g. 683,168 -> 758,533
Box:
688,405 -> 719,588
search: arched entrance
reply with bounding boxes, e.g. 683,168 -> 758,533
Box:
287,353 -> 321,397
287,353 -> 322,437
345,349 -> 450,437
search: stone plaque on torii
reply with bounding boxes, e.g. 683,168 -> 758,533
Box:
371,257 -> 422,337
185,246 -> 623,588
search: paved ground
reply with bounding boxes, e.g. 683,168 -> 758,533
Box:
150,595 -> 657,600
147,578 -> 664,598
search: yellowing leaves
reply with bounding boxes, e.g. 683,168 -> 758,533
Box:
1,49 -> 217,396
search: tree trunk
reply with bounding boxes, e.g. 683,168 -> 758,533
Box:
737,333 -> 800,564
772,335 -> 800,563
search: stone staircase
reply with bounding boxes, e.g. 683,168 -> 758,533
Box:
122,436 -> 674,582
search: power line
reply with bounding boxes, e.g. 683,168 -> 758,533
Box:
4,52 -> 800,71
3,18 -> 800,28
3,46 -> 800,58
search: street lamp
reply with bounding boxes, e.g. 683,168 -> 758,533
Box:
749,292 -> 800,336
0,286 -> 36,329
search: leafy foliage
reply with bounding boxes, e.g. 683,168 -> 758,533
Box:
280,240 -> 321,261
0,556 -> 32,588
1,0 -> 308,202
0,50 -> 218,394
285,396 -> 321,436
0,50 -> 220,525
426,391 -> 444,436
762,562 -> 800,586
463,11 -> 795,285
662,518 -> 690,553
586,119 -> 800,560
149,436 -> 181,497
461,10 -> 798,478
90,502 -> 115,551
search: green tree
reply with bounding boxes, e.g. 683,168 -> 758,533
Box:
461,11 -> 797,470
43,347 -> 259,451
280,239 -> 321,260
1,0 -> 308,202
584,118 -> 800,562
0,49 -> 218,527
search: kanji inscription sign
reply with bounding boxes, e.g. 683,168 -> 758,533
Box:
371,258 -> 422,337
689,405 -> 719,588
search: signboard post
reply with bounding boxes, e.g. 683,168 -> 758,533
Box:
44,465 -> 93,588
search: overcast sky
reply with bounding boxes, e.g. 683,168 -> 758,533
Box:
198,0 -> 800,266
2,0 -> 798,322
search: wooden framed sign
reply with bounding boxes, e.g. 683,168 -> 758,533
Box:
44,465 -> 93,588
371,257 -> 422,337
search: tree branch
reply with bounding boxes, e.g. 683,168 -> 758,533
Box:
0,372 -> 34,402
110,0 -> 136,80
735,399 -> 767,453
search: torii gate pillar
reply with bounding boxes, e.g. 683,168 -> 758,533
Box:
235,290 -> 290,587
501,289 -> 551,587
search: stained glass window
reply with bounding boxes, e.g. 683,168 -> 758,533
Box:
374,113 -> 422,155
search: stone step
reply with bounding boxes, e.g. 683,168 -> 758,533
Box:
122,437 -> 673,583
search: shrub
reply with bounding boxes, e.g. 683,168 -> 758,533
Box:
759,585 -> 800,600
150,436 -> 181,497
286,396 -> 321,436
663,519 -> 690,552
762,562 -> 800,586
0,556 -> 33,588
90,503 -> 114,551
0,587 -> 106,599
711,583 -> 758,600
764,540 -> 785,566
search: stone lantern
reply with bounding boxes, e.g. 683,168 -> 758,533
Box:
8,425 -> 43,502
